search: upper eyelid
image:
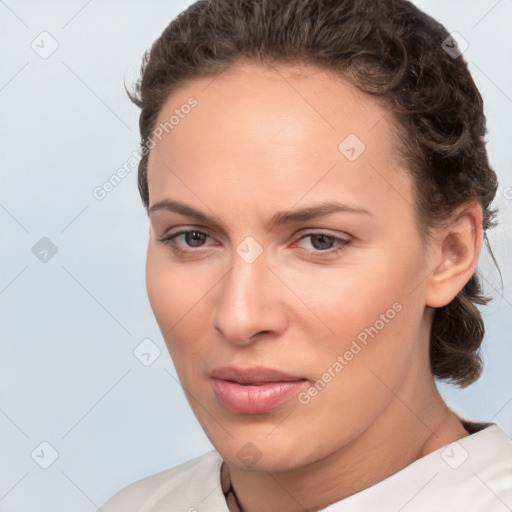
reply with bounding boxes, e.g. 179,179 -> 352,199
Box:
297,230 -> 350,240
163,227 -> 348,240
293,233 -> 350,250
162,227 -> 215,241
163,225 -> 349,237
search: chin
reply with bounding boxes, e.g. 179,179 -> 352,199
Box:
209,427 -> 322,472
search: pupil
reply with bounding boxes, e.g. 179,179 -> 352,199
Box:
311,234 -> 334,250
186,231 -> 206,247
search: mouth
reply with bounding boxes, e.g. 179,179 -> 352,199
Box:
210,366 -> 308,414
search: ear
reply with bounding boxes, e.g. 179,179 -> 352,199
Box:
425,202 -> 483,309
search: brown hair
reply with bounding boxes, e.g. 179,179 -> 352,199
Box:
127,0 -> 499,387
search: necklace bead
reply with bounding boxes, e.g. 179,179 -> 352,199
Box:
221,461 -> 244,512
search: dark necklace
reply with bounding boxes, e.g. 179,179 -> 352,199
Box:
221,461 -> 244,512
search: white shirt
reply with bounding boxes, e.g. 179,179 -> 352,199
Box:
99,420 -> 512,512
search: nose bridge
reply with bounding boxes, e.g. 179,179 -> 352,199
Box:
213,245 -> 281,343
223,249 -> 268,318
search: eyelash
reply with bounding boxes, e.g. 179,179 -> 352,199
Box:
157,229 -> 350,258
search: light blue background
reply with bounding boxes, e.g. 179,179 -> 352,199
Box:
1,1 -> 511,510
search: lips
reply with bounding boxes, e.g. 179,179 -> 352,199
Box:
210,366 -> 308,414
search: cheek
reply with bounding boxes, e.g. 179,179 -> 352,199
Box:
292,262 -> 409,341
291,268 -> 423,451
146,244 -> 179,331
290,245 -> 424,375
145,243 -> 216,364
145,244 -> 198,349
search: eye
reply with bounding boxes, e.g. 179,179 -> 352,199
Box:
157,228 -> 214,255
176,230 -> 208,247
157,228 -> 350,258
295,232 -> 350,256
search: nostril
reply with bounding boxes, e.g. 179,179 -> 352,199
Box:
250,330 -> 271,340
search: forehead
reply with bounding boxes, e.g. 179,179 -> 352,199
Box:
151,60 -> 393,155
147,61 -> 412,226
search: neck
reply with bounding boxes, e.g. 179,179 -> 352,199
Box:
227,372 -> 468,512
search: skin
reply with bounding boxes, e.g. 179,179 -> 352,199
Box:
145,61 -> 483,512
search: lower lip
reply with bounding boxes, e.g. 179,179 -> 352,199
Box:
211,378 -> 308,414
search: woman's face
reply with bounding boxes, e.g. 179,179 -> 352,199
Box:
146,62 -> 433,470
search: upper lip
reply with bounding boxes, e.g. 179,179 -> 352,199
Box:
210,366 -> 305,384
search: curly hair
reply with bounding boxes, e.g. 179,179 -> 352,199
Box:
127,0 -> 499,387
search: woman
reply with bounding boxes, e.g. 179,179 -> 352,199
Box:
101,0 -> 511,510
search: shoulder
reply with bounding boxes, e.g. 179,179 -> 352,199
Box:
322,422 -> 512,512
423,423 -> 512,510
98,450 -> 226,512
401,422 -> 512,511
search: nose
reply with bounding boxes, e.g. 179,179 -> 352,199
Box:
212,248 -> 288,346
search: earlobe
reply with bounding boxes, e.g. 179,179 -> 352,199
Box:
425,203 -> 483,309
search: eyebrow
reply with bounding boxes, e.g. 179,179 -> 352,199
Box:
149,199 -> 372,229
